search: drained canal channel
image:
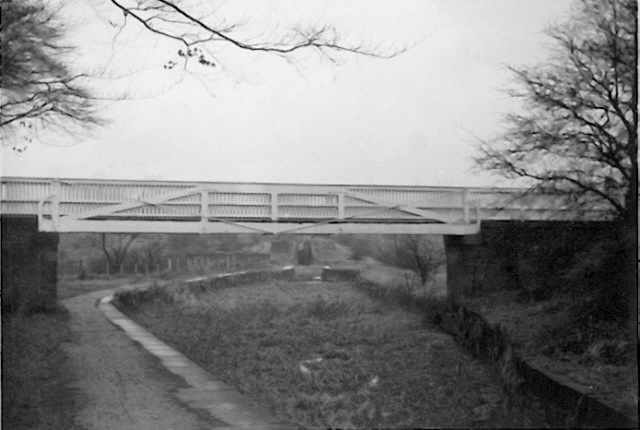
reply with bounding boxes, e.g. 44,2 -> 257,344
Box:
112,267 -> 636,429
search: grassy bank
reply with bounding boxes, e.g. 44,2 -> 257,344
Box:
115,280 -> 552,428
2,306 -> 83,430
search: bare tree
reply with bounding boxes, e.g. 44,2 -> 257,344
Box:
377,235 -> 443,286
92,233 -> 140,272
475,0 -> 637,332
475,0 -> 637,229
133,234 -> 168,269
0,1 -> 102,149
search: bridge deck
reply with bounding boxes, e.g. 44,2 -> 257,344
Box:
0,177 -> 605,235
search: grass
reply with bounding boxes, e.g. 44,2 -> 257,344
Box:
2,306 -> 84,430
115,279 -> 554,429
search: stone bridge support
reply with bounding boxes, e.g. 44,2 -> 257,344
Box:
1,216 -> 59,312
444,220 -> 617,301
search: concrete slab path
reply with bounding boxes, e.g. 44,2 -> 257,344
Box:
62,285 -> 293,430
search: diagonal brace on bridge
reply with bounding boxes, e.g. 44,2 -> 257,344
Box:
2,178 -> 486,235
2,177 -> 606,235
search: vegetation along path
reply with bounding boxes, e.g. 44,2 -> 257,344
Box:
61,285 -> 286,430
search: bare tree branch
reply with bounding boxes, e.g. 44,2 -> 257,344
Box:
106,0 -> 406,73
1,1 -> 103,148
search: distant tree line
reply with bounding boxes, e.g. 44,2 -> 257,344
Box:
335,234 -> 446,286
58,233 -> 266,277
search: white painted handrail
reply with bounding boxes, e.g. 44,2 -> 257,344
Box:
2,177 -> 613,235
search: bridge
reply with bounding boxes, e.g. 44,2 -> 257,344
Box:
0,177 -> 606,235
1,176 -> 615,310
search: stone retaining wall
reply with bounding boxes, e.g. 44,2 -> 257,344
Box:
437,302 -> 636,428
2,216 -> 59,312
321,267 -> 360,282
182,266 -> 295,293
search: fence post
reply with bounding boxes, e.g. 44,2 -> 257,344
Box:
168,258 -> 172,272
145,264 -> 149,276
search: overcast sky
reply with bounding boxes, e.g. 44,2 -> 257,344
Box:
1,0 -> 572,187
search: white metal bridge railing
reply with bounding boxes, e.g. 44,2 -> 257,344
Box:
0,177 -> 608,235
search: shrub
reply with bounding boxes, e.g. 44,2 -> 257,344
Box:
375,236 -> 445,285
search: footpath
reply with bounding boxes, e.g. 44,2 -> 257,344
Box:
61,285 -> 291,430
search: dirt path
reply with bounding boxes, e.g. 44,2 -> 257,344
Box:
62,288 -> 224,430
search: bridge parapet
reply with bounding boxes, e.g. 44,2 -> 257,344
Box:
1,177 -> 611,235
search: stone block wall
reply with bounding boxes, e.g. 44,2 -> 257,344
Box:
436,301 -> 636,428
1,216 -> 59,312
444,220 -> 617,300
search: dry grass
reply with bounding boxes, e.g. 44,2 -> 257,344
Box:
2,306 -> 84,430
115,280 -> 552,428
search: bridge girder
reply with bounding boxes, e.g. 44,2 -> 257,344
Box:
1,177 -> 612,235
